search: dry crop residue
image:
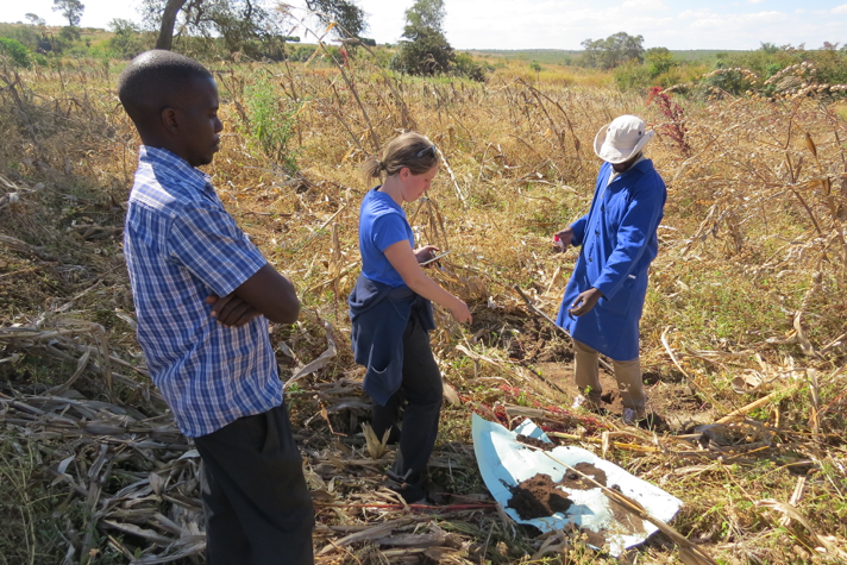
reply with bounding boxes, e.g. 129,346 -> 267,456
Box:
507,473 -> 573,519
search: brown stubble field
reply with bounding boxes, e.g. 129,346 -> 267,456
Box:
0,50 -> 845,565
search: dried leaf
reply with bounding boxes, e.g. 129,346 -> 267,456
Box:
793,311 -> 816,356
443,382 -> 460,405
284,321 -> 337,388
361,422 -> 391,460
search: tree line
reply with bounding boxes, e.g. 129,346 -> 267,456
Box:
1,1 -> 845,95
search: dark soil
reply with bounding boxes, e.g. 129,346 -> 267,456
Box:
580,527 -> 608,548
516,434 -> 556,450
508,465 -> 646,543
508,473 -> 573,520
607,497 -> 647,537
560,462 -> 608,490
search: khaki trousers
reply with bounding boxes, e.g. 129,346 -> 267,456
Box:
573,338 -> 646,410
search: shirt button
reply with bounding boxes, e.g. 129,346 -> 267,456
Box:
594,230 -> 600,235
587,257 -> 593,262
601,206 -> 605,212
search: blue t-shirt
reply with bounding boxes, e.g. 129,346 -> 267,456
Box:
358,187 -> 414,287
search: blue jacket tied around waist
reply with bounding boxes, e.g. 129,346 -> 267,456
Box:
349,274 -> 436,406
556,159 -> 666,361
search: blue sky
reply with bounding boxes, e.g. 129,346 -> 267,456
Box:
2,0 -> 846,50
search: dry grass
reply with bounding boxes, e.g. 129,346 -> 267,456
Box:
0,46 -> 845,565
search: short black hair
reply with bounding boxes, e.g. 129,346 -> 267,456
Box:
118,50 -> 214,130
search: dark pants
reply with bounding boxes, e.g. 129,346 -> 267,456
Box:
371,315 -> 443,502
193,405 -> 314,565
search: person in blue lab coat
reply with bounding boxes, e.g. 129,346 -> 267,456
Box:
554,115 -> 666,425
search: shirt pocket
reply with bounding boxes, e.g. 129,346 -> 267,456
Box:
598,274 -> 636,316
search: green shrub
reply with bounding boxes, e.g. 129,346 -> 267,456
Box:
646,47 -> 677,77
454,52 -> 487,82
0,23 -> 42,51
0,38 -> 31,68
107,19 -> 152,60
242,72 -> 300,174
391,28 -> 454,76
701,66 -> 758,95
613,60 -> 652,90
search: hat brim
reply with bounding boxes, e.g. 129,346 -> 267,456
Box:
593,125 -> 655,164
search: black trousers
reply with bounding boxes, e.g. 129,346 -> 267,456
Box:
371,315 -> 443,502
193,404 -> 314,565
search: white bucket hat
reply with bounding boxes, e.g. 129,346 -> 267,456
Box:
593,115 -> 655,164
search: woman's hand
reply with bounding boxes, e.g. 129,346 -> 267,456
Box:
414,245 -> 440,267
450,298 -> 473,323
384,240 -> 470,323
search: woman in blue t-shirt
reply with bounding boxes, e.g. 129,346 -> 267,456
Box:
349,132 -> 472,503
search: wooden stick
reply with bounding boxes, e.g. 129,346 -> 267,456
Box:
716,383 -> 801,424
513,284 -> 616,374
547,431 -> 660,453
513,284 -> 567,334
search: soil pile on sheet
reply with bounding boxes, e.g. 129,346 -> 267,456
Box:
560,462 -> 608,490
508,473 -> 573,519
516,434 -> 557,450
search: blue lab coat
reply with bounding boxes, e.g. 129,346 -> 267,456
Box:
556,159 -> 666,361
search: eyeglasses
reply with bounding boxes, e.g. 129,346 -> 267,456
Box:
415,145 -> 436,158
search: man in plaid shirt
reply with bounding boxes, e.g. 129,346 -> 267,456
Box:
118,50 -> 313,564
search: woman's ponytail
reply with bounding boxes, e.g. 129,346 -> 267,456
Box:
360,132 -> 438,185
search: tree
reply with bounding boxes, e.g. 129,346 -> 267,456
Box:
404,0 -> 446,31
52,0 -> 85,27
25,13 -> 46,27
392,0 -> 454,75
151,0 -> 367,52
154,0 -> 186,51
304,0 -> 366,38
108,19 -> 150,59
580,31 -> 644,70
143,0 -> 289,58
645,47 -> 676,77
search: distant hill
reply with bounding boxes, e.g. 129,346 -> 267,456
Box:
467,49 -> 582,65
466,48 -> 748,65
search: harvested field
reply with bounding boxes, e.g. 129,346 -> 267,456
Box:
0,47 -> 845,565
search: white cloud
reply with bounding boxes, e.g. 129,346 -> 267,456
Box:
621,0 -> 669,10
832,4 -> 847,14
677,9 -> 712,20
748,0 -> 767,4
686,10 -> 788,30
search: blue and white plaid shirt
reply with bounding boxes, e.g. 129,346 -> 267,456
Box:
123,146 -> 282,438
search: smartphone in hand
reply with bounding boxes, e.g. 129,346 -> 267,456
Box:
420,250 -> 450,266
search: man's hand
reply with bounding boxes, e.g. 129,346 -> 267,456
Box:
414,245 -> 441,268
568,288 -> 603,317
554,226 -> 575,250
206,293 -> 261,328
